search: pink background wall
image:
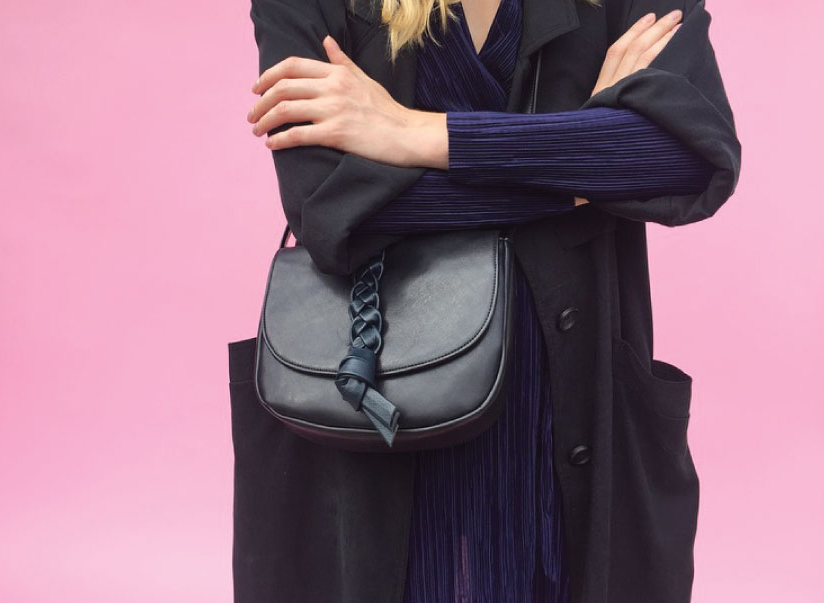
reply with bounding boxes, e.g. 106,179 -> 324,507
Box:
1,0 -> 821,601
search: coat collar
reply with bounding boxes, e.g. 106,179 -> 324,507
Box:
349,0 -> 580,63
518,0 -> 580,60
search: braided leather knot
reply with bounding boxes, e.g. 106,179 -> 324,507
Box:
349,257 -> 384,352
334,250 -> 400,447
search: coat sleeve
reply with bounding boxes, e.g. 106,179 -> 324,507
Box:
249,0 -> 427,274
577,0 -> 742,225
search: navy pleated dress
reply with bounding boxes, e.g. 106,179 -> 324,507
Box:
402,1 -> 569,601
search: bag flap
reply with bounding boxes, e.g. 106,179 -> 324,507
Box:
260,229 -> 502,375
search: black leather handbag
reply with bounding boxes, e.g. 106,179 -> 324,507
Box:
253,53 -> 544,453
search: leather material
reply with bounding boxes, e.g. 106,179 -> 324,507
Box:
332,252 -> 403,446
255,229 -> 515,453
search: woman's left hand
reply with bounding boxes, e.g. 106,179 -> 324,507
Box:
247,35 -> 448,169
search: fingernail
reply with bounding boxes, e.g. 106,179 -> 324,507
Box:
643,12 -> 655,24
673,23 -> 682,32
668,9 -> 682,20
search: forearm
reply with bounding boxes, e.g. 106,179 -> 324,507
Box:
249,0 -> 430,273
451,106 -> 714,200
410,105 -> 714,201
355,168 -> 576,235
356,104 -> 712,235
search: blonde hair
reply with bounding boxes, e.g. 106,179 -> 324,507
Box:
355,0 -> 601,63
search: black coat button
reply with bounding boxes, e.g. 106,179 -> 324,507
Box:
556,306 -> 579,332
569,445 -> 592,465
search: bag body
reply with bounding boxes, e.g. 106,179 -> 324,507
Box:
254,228 -> 516,452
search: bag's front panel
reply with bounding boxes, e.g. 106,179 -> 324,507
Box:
255,282 -> 507,429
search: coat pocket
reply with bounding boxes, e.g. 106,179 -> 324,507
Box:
612,337 -> 692,436
608,335 -> 699,602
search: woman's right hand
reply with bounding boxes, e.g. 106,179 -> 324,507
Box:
590,9 -> 683,98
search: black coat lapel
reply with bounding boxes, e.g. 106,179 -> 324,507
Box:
507,0 -> 581,111
519,0 -> 580,59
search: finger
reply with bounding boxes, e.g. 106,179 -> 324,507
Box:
264,122 -> 329,150
613,9 -> 681,80
322,34 -> 372,84
323,35 -> 354,68
634,22 -> 680,71
254,97 -> 334,138
249,77 -> 323,125
252,55 -> 333,95
594,12 -> 657,90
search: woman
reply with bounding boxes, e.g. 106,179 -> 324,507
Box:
228,0 -> 741,602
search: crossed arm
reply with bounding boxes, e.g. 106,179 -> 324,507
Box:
355,106 -> 713,235
246,0 -> 741,274
249,9 -> 711,236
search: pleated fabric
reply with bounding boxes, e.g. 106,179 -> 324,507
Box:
403,267 -> 569,603
446,107 -> 714,201
401,0 -> 570,601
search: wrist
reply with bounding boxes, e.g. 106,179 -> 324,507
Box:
402,109 -> 448,170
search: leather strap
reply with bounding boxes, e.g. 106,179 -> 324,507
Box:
279,224 -> 293,249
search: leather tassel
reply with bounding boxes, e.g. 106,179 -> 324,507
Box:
335,345 -> 400,448
360,387 -> 400,446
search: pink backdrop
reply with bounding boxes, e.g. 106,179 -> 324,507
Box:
1,0 -> 821,601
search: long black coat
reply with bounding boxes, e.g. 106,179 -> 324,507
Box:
235,0 -> 742,601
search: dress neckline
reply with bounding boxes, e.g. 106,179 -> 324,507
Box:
455,0 -> 508,59
414,0 -> 522,112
